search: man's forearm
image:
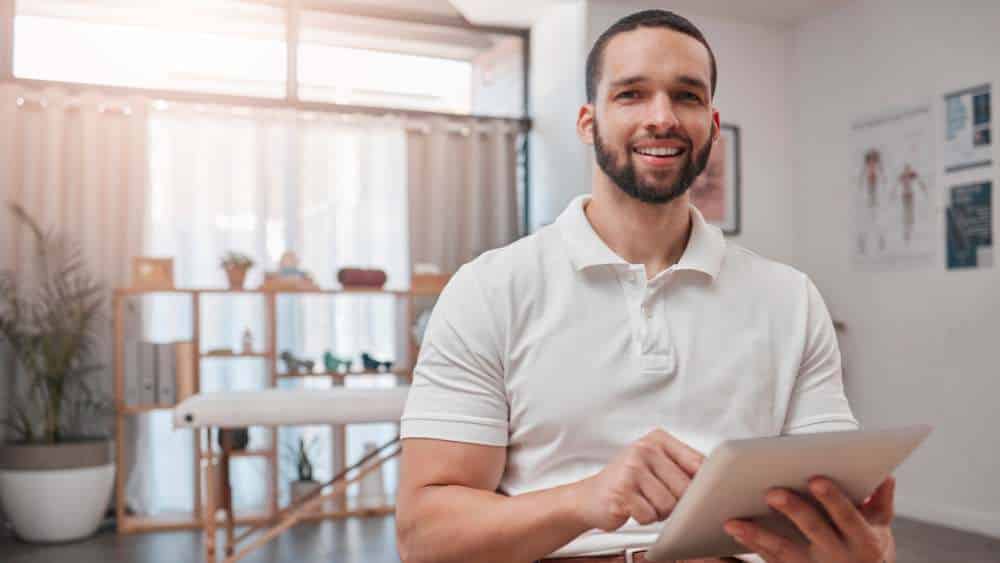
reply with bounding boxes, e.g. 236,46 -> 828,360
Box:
397,480 -> 590,563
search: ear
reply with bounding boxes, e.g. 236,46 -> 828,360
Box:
577,103 -> 595,145
711,108 -> 721,144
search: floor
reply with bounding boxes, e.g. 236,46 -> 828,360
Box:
1,515 -> 998,562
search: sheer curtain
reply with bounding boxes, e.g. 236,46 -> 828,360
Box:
0,83 -> 147,450
407,118 -> 521,272
127,104 -> 410,515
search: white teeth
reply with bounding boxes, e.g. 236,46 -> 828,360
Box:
635,147 -> 682,157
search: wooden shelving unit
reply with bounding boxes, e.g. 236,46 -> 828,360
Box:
112,279 -> 448,534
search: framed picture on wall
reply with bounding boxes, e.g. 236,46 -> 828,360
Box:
689,123 -> 741,235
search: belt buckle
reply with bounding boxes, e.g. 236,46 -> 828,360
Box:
624,548 -> 643,563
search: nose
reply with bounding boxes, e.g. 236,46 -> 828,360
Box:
644,92 -> 680,134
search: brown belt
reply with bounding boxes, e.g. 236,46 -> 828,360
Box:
539,550 -> 649,563
540,552 -> 744,563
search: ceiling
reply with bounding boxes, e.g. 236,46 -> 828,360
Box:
306,0 -> 465,21
450,0 -> 856,29
297,1 -> 858,31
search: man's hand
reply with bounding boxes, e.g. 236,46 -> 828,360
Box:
571,429 -> 705,531
723,476 -> 897,563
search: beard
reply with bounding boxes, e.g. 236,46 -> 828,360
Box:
593,119 -> 714,205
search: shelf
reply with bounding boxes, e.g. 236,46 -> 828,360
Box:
116,287 -> 430,297
277,368 -> 411,379
200,448 -> 276,460
120,404 -> 175,415
115,288 -> 197,296
118,508 -> 274,534
297,504 -> 395,521
201,352 -> 271,358
118,501 -> 394,534
113,275 -> 428,538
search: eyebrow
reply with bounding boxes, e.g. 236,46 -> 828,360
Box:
608,74 -> 709,95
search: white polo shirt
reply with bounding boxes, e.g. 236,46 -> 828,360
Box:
401,194 -> 858,558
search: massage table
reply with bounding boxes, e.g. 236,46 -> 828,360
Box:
174,387 -> 410,562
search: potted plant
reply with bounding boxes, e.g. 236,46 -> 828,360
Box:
284,436 -> 324,512
0,203 -> 114,543
220,252 -> 254,290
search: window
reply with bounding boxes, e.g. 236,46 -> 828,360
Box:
11,0 -> 528,117
14,0 -> 287,97
298,9 -> 525,117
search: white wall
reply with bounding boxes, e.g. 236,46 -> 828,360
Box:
529,0 -> 798,263
528,1 -> 590,231
789,0 -> 1000,537
471,36 -> 525,118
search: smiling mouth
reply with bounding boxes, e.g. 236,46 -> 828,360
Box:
632,145 -> 686,166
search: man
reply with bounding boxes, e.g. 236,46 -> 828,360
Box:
396,10 -> 897,563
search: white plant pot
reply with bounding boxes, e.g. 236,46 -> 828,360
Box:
0,440 -> 115,543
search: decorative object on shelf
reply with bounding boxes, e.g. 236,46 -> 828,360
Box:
132,257 -> 174,290
259,250 -> 320,291
412,264 -> 450,294
412,273 -> 451,294
284,436 -> 322,514
241,328 -> 254,354
337,267 -> 387,289
0,203 -> 115,543
412,309 -> 433,347
279,251 -> 300,273
217,428 -> 250,451
357,441 -> 387,508
280,350 -> 315,375
322,351 -> 352,373
205,347 -> 235,356
220,251 -> 254,290
361,352 -> 393,372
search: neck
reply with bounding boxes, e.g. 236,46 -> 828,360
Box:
585,173 -> 692,279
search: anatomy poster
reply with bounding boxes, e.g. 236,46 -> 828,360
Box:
946,181 -> 993,270
851,106 -> 936,271
943,84 -> 992,173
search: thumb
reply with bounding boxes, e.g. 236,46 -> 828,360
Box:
862,476 -> 896,526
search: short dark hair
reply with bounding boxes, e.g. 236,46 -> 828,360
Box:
585,10 -> 717,103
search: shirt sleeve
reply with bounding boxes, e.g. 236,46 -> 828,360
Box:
782,277 -> 860,434
400,263 -> 509,446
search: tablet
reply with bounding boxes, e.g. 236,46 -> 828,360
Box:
645,424 -> 932,561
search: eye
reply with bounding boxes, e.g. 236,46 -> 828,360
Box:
615,90 -> 639,100
679,91 -> 702,103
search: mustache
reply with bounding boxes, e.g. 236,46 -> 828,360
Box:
627,133 -> 692,150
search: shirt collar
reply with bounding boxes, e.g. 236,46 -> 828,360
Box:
556,194 -> 726,280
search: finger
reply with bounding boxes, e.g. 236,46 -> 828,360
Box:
635,468 -> 678,520
725,520 -> 808,563
861,476 -> 896,526
643,442 -> 696,499
765,488 -> 843,554
626,490 -> 659,526
808,477 -> 874,543
649,429 -> 704,475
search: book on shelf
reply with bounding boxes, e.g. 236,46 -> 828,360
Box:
156,342 -> 176,406
175,341 -> 196,402
139,342 -> 157,405
125,341 -> 195,407
124,340 -> 140,406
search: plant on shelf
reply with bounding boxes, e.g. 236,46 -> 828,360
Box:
0,202 -> 115,543
220,251 -> 254,290
283,435 -> 325,511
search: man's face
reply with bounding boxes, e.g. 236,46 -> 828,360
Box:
579,27 -> 720,205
